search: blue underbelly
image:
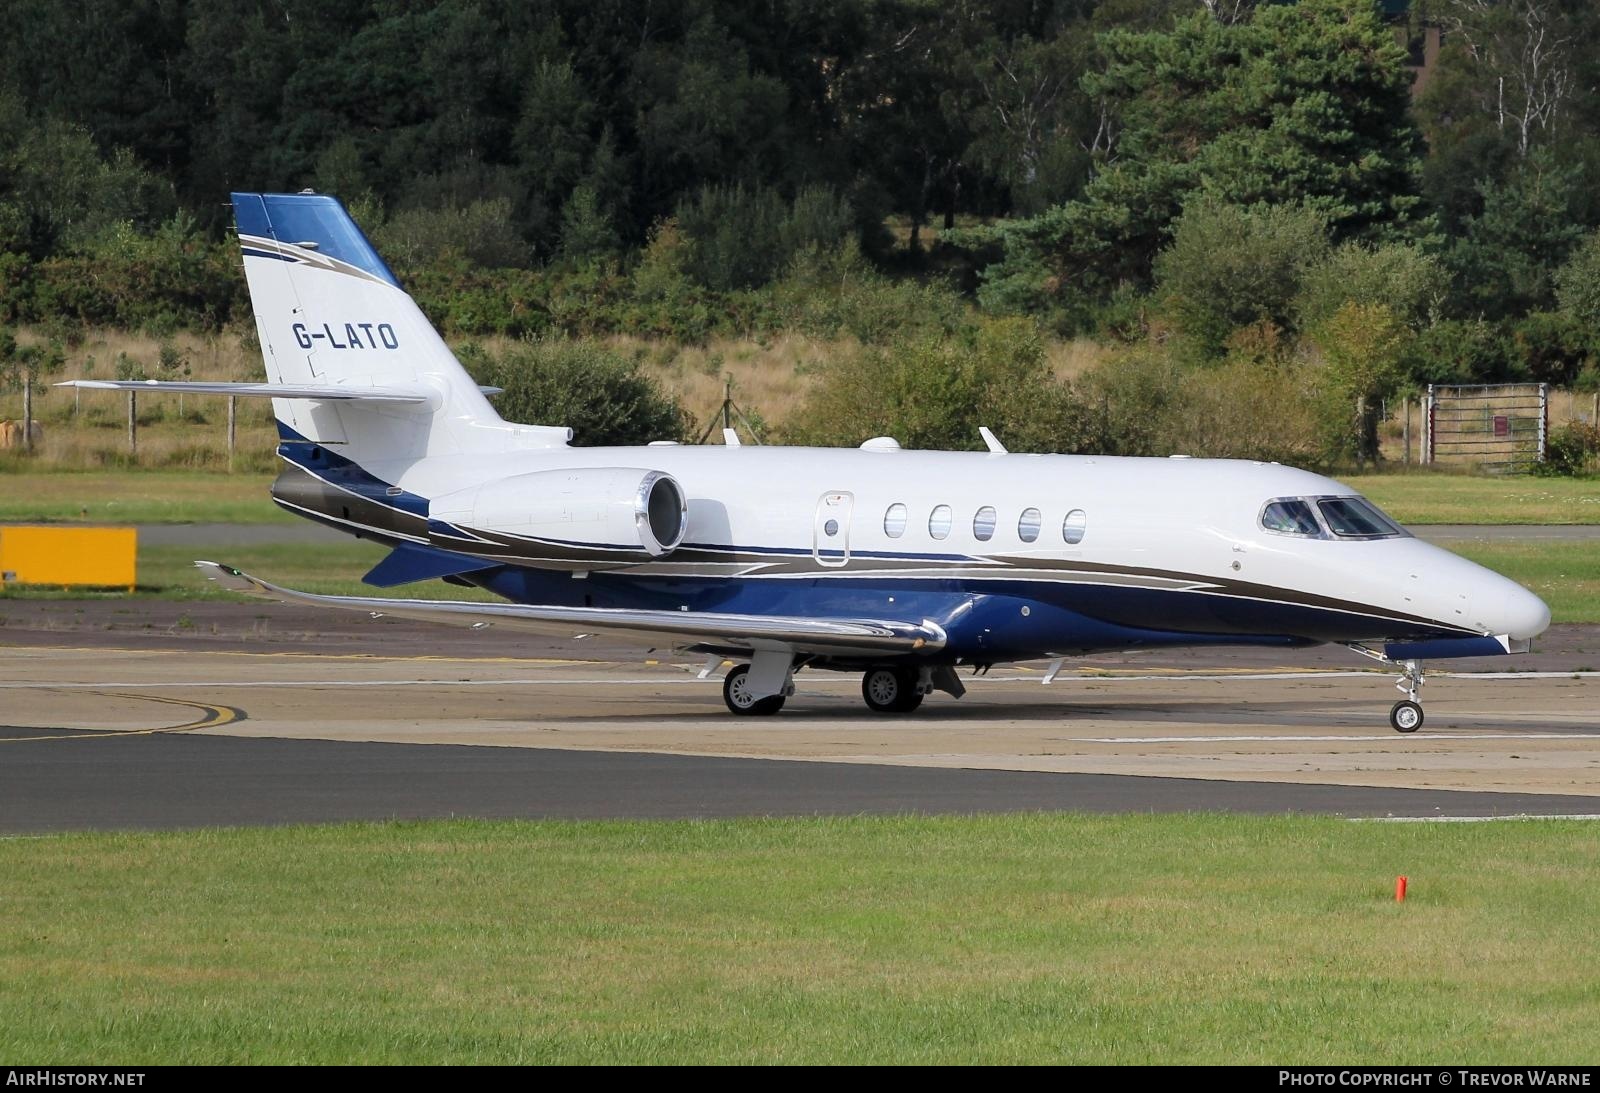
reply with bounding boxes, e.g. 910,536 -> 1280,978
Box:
472,567 -> 1460,659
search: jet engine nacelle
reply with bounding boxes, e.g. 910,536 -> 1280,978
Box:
428,467 -> 687,562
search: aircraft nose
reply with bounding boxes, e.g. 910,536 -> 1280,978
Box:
1498,582 -> 1551,640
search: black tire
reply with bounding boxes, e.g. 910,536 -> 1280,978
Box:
1390,699 -> 1424,734
723,664 -> 785,716
862,666 -> 924,714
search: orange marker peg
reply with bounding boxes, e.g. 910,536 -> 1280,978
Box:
1395,876 -> 1408,902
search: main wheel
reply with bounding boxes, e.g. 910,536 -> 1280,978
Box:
862,666 -> 923,714
722,664 -> 785,716
1390,699 -> 1423,733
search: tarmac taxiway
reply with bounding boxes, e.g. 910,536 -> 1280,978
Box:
1,610 -> 1596,830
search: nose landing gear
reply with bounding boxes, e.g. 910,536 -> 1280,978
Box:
1345,645 -> 1427,733
1390,660 -> 1426,733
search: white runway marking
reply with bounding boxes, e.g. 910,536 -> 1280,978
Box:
0,678 -> 707,690
0,670 -> 1591,690
1356,814 -> 1600,823
1073,733 -> 1600,743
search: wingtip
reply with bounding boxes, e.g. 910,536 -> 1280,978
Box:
193,560 -> 256,593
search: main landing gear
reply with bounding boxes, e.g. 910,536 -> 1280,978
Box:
861,666 -> 925,714
722,663 -> 786,716
718,660 -> 964,716
1346,645 -> 1426,733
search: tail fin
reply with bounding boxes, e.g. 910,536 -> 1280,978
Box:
232,192 -> 564,460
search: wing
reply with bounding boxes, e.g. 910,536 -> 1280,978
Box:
194,561 -> 947,658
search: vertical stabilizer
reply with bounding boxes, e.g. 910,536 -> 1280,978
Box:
232,192 -> 552,460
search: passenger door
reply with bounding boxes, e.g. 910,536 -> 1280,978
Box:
813,491 -> 854,568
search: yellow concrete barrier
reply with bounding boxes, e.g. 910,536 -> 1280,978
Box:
0,526 -> 137,591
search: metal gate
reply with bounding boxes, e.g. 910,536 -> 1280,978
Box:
1424,383 -> 1548,471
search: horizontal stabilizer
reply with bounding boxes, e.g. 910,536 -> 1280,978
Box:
362,544 -> 501,588
56,380 -> 435,405
195,561 -> 947,658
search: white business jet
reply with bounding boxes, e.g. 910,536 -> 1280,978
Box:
61,193 -> 1551,732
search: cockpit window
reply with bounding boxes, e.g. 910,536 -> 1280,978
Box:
1317,497 -> 1406,539
1260,499 -> 1323,537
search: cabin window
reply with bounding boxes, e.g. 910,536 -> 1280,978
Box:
1062,509 -> 1087,545
929,505 -> 953,540
883,503 -> 908,538
973,506 -> 997,542
1017,508 -> 1041,543
823,519 -> 839,537
1260,499 -> 1323,538
1318,497 -> 1406,539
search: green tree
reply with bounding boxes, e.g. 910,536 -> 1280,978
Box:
511,57 -> 600,250
558,186 -> 620,265
0,94 -> 173,256
971,0 -> 1426,324
0,327 -> 65,452
1555,229 -> 1600,331
1425,0 -> 1584,160
1311,302 -> 1412,467
1446,151 -> 1584,319
1153,198 -> 1331,360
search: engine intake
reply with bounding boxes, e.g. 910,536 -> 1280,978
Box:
429,467 -> 687,563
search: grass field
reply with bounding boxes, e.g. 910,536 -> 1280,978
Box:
1346,473 -> 1600,525
0,471 -> 284,524
0,542 -> 500,602
1446,541 -> 1600,625
135,543 -> 502,601
0,814 -> 1596,1064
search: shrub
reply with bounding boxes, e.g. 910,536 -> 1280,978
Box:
1403,319 -> 1516,386
675,184 -> 856,293
675,184 -> 788,291
1167,357 -> 1323,465
457,338 -> 688,446
781,317 -> 1080,452
1509,311 -> 1595,387
1555,230 -> 1600,332
779,186 -> 855,259
1295,241 -> 1447,333
767,243 -> 972,345
1070,343 -> 1188,457
373,197 -> 532,270
1539,421 -> 1600,477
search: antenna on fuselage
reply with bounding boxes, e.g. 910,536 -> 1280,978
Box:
979,426 -> 1008,454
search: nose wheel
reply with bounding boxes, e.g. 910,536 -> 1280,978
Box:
1389,699 -> 1424,733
